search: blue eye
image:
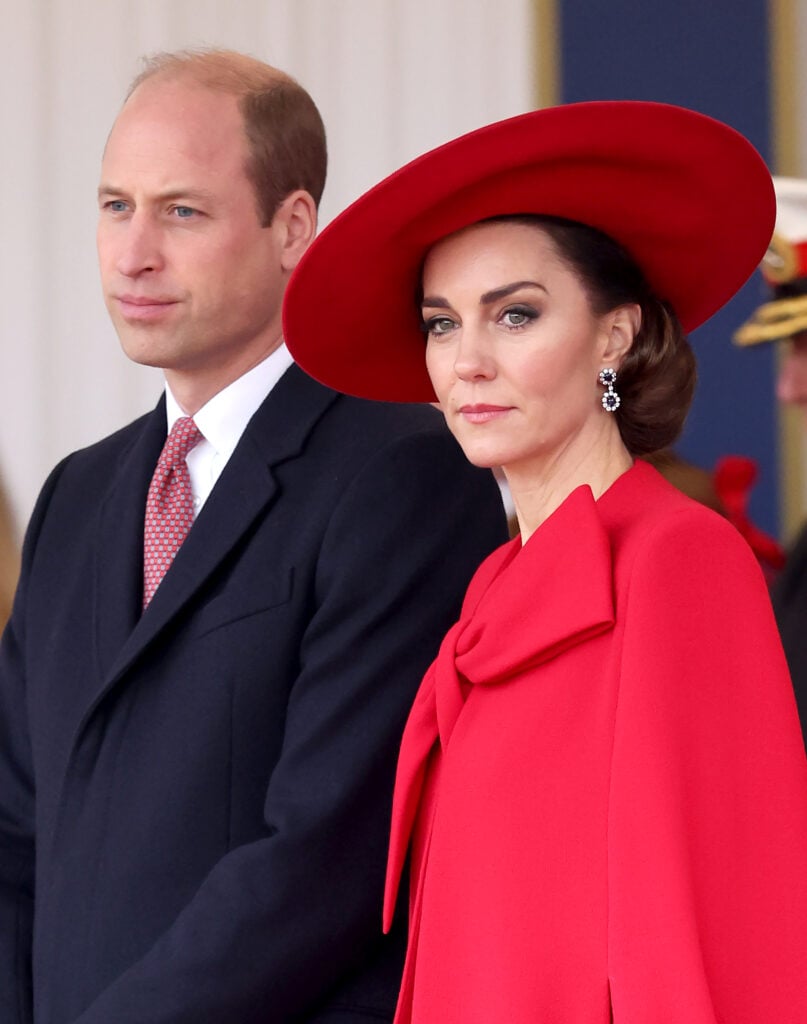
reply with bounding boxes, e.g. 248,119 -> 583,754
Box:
172,206 -> 196,219
422,315 -> 457,337
105,200 -> 128,213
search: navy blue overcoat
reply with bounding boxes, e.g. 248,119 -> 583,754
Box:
0,364 -> 507,1023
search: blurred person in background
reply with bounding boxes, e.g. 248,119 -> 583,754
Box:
0,478 -> 19,630
735,174 -> 807,740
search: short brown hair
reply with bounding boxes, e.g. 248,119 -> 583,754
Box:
128,48 -> 327,226
493,215 -> 696,456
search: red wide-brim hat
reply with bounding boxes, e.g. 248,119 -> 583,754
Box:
283,100 -> 775,402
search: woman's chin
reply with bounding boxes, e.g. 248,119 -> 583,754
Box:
452,442 -> 510,470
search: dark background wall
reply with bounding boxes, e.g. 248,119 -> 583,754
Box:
558,0 -> 778,534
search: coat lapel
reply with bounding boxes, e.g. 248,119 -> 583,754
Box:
82,366 -> 337,738
93,399 -> 167,681
454,484 -> 616,685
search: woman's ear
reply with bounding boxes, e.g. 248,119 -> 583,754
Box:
601,303 -> 641,367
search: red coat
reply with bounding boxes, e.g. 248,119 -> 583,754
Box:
384,460 -> 807,1023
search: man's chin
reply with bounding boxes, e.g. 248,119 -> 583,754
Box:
117,334 -> 174,370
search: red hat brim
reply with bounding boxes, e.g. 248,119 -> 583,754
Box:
284,101 -> 775,402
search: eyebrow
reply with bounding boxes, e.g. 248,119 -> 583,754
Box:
479,281 -> 547,305
97,185 -> 217,204
421,280 -> 547,308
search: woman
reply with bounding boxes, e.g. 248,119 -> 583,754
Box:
283,102 -> 807,1022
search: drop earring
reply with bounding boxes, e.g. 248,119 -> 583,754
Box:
598,367 -> 620,412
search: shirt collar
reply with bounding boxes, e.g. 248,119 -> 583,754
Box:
164,343 -> 294,457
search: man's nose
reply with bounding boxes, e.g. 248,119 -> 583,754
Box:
115,213 -> 164,278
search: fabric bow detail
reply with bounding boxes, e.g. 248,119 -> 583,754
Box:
384,484 -> 616,929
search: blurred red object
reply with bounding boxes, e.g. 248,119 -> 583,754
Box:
714,455 -> 786,580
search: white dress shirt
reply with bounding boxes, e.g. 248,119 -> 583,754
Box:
164,344 -> 294,515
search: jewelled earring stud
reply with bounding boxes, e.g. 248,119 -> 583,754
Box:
598,367 -> 620,412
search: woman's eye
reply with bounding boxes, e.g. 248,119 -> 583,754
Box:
501,306 -> 537,328
423,316 -> 457,337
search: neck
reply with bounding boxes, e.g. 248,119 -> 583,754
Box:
165,338 -> 283,416
505,427 -> 633,543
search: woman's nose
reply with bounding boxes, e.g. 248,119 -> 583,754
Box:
453,327 -> 495,382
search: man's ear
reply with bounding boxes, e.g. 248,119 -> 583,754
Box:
601,303 -> 641,367
274,190 -> 318,273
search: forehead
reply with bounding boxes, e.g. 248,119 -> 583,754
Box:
101,78 -> 248,188
424,220 -> 564,277
421,220 -> 575,294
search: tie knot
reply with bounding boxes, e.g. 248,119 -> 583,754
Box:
162,416 -> 203,466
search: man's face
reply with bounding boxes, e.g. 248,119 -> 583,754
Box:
776,331 -> 807,423
97,77 -> 287,405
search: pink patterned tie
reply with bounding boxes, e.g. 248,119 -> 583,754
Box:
143,416 -> 203,608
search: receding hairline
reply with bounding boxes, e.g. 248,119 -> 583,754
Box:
126,48 -> 296,101
117,47 -> 328,220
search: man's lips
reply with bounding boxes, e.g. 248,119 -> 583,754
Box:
114,295 -> 180,321
457,404 -> 513,424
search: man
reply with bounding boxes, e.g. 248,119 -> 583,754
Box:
0,50 -> 508,1023
734,174 -> 807,741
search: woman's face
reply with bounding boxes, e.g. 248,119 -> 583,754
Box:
776,331 -> 807,423
422,220 -> 632,478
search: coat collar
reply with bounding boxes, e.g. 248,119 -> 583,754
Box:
454,484 -> 616,684
85,366 -> 336,738
384,481 -> 617,928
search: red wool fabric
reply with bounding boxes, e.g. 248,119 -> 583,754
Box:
143,417 -> 202,608
384,461 -> 807,1023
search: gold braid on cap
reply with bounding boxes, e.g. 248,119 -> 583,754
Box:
734,294 -> 807,346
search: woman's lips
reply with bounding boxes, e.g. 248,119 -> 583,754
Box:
458,404 -> 513,424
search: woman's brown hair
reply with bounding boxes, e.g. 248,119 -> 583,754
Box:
494,215 -> 697,456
